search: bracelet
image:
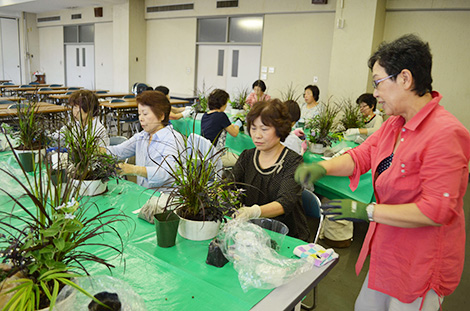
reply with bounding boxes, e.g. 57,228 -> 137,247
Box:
366,203 -> 376,222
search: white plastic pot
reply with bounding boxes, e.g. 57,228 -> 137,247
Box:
177,216 -> 221,241
309,143 -> 326,154
72,179 -> 107,196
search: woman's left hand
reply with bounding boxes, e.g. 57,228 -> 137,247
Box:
232,204 -> 261,220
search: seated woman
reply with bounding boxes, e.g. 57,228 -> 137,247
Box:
344,93 -> 384,143
201,89 -> 242,167
231,99 -> 309,241
51,90 -> 109,147
282,99 -> 305,155
106,91 -> 185,189
154,85 -> 192,120
246,80 -> 271,107
300,84 -> 323,120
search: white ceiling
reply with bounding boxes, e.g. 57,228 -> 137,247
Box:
0,0 -> 127,14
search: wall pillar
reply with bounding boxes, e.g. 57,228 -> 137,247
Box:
327,0 -> 386,101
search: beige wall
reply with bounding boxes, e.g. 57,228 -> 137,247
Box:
262,12 -> 334,101
146,18 -> 197,95
328,0 -> 386,101
95,22 -> 114,91
383,9 -> 470,129
113,3 -> 130,92
144,0 -> 336,20
129,0 -> 147,90
38,26 -> 64,84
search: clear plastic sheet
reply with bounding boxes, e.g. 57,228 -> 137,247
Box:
55,275 -> 147,311
218,219 -> 314,292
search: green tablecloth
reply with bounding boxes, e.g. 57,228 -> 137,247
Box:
0,150 -> 325,311
303,141 -> 375,203
171,117 -> 255,156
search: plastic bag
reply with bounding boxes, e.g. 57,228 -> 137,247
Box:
138,193 -> 171,224
218,219 -> 314,292
55,275 -> 146,311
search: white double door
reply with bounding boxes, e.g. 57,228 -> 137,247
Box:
197,45 -> 261,97
65,44 -> 95,89
0,18 -> 21,84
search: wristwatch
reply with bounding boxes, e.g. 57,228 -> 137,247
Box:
366,203 -> 376,222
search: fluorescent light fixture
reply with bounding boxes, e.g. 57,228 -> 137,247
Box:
0,0 -> 32,7
238,18 -> 262,30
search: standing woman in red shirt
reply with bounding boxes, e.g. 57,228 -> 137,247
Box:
295,34 -> 470,311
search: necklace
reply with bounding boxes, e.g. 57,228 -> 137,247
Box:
253,148 -> 288,175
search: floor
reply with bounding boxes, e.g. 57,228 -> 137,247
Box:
307,185 -> 470,311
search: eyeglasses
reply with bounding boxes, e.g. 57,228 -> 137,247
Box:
372,73 -> 398,89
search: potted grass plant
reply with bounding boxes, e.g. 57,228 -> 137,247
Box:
6,100 -> 47,172
160,134 -> 244,241
305,99 -> 342,154
338,98 -> 365,131
280,82 -> 302,102
64,115 -> 120,196
230,87 -> 250,115
0,131 -> 128,310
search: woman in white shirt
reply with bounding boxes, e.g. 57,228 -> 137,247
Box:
344,93 -> 384,143
300,85 -> 323,121
106,91 -> 185,188
51,90 -> 109,147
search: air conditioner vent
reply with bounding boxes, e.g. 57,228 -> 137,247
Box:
37,16 -> 60,23
217,0 -> 238,8
71,14 -> 82,20
147,3 -> 194,13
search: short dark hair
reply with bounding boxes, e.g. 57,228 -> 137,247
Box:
155,85 -> 169,95
356,93 -> 377,110
252,80 -> 267,92
136,91 -> 171,125
368,34 -> 433,96
246,100 -> 291,142
304,85 -> 320,101
69,90 -> 100,117
208,89 -> 229,110
284,100 -> 301,123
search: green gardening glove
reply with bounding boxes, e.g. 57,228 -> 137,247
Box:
294,163 -> 327,186
321,199 -> 370,222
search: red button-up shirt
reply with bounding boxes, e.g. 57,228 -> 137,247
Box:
347,92 -> 470,302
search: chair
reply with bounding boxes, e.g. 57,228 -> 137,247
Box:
67,87 -> 80,90
0,100 -> 15,105
96,90 -> 108,94
109,99 -> 139,137
29,82 -> 39,85
300,189 -> 323,311
20,84 -> 31,88
50,84 -> 62,87
123,95 -> 135,99
2,82 -> 14,85
302,189 -> 323,244
39,87 -> 52,91
109,136 -> 128,146
7,103 -> 28,109
66,91 -> 74,95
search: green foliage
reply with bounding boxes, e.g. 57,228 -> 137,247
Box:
0,131 -> 128,309
230,87 -> 250,109
160,134 -> 244,222
305,100 -> 341,147
192,82 -> 212,113
7,100 -> 47,150
280,82 -> 302,102
64,113 -> 119,182
338,98 -> 365,130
